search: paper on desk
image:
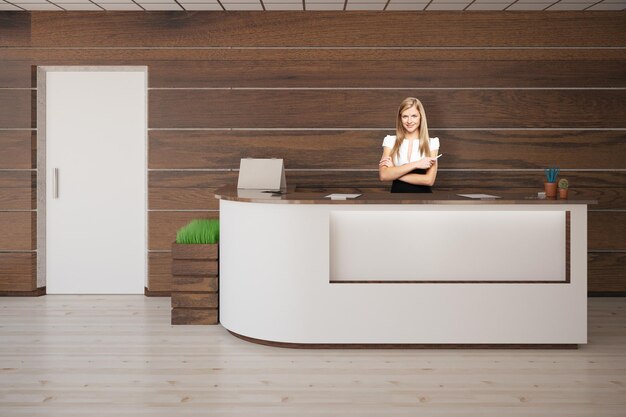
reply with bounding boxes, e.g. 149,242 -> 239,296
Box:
324,193 -> 362,200
457,193 -> 501,199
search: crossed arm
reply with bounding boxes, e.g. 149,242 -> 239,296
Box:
378,147 -> 439,186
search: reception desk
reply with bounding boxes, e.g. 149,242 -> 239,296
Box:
215,186 -> 595,348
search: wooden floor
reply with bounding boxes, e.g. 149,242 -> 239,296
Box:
0,296 -> 625,417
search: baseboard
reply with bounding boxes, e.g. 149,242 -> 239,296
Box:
228,330 -> 578,350
144,287 -> 171,297
0,287 -> 46,297
588,291 -> 626,297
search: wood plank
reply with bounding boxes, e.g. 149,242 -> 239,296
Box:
148,170 -> 234,211
0,170 -> 35,188
149,211 -> 218,250
3,296 -> 626,413
149,130 -> 626,170
0,188 -> 34,210
29,12 -> 626,47
0,131 -> 34,169
0,212 -> 34,250
588,212 -> 626,251
171,307 -> 218,325
149,171 -> 625,209
149,90 -> 626,129
0,90 -> 32,128
172,276 -> 218,292
171,293 -> 218,309
588,252 -> 626,293
171,260 -> 218,276
171,243 -> 218,260
145,58 -> 626,88
0,170 -> 36,210
3,47 -> 625,63
0,12 -> 30,47
148,252 -> 171,293
0,252 -> 35,292
149,187 -> 221,210
0,60 -> 32,88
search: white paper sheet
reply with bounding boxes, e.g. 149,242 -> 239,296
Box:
324,193 -> 362,200
457,193 -> 501,199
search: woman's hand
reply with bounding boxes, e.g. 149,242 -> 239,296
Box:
413,157 -> 436,170
379,156 -> 393,168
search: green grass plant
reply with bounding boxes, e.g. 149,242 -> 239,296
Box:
176,219 -> 219,244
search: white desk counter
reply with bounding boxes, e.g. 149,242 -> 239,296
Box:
215,187 -> 595,348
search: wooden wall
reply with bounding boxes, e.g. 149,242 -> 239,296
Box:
0,12 -> 624,295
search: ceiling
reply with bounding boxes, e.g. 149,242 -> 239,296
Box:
1,0 -> 624,11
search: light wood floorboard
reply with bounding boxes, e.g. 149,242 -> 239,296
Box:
0,296 -> 625,416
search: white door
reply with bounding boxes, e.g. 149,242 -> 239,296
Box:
43,69 -> 146,294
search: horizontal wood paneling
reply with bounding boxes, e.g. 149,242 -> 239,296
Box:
149,170 -> 625,208
588,252 -> 626,292
0,212 -> 34,250
149,211 -> 218,250
149,130 -> 626,170
0,189 -> 34,210
2,12 -> 624,294
29,12 -> 626,47
0,131 -> 34,169
3,49 -> 625,89
149,90 -> 626,129
3,48 -> 626,63
0,90 -> 32,128
588,212 -> 626,251
0,171 -> 35,188
0,60 -> 31,88
0,252 -> 35,292
0,171 -> 36,210
0,13 -> 30,47
149,171 -> 235,210
148,252 -> 171,293
144,59 -> 626,89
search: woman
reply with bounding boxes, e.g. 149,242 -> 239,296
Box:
379,97 -> 440,193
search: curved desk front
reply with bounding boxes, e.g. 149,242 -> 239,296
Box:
215,187 -> 595,348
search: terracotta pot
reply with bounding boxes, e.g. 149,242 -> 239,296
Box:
544,182 -> 557,199
559,188 -> 568,200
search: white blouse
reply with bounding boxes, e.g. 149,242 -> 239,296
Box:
382,135 -> 440,167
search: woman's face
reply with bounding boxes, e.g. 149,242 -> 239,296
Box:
401,106 -> 420,134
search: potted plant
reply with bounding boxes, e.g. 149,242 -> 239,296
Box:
544,167 -> 560,199
171,219 -> 219,325
558,178 -> 569,200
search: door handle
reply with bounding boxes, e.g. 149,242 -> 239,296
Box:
53,168 -> 58,199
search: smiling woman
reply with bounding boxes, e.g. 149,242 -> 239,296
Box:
379,97 -> 440,193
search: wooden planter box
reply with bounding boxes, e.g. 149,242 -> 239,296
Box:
171,243 -> 219,325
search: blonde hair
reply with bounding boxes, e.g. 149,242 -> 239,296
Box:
391,97 -> 430,163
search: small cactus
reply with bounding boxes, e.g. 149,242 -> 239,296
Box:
558,178 -> 569,189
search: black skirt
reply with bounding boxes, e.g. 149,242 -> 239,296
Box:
390,169 -> 433,193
